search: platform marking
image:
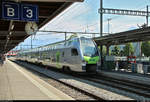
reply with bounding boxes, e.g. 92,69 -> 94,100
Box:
8,60 -> 65,100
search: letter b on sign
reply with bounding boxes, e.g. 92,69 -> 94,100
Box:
2,2 -> 20,20
7,8 -> 15,17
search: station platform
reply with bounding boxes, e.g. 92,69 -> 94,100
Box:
0,60 -> 74,100
98,70 -> 150,86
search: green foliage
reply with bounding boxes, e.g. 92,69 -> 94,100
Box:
111,45 -> 120,56
102,46 -> 106,56
122,43 -> 134,56
120,50 -> 124,56
141,41 -> 150,57
98,46 -> 111,56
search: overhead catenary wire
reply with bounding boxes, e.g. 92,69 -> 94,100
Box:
45,0 -> 150,34
37,30 -> 104,35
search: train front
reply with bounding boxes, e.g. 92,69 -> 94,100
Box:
80,37 -> 101,73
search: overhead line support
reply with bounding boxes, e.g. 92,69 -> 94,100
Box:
146,5 -> 149,26
99,8 -> 150,17
100,0 -> 103,69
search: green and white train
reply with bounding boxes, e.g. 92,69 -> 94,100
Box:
17,35 -> 101,73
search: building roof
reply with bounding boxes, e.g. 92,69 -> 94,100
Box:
94,27 -> 150,46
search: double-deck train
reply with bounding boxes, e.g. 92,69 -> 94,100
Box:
16,35 -> 101,73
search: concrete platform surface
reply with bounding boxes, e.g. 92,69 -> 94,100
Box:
0,60 -> 74,100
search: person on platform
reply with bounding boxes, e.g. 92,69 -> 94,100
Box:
0,54 -> 6,66
0,54 -> 3,66
2,54 -> 6,64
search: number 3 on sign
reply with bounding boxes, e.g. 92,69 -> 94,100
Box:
27,9 -> 33,18
21,4 -> 38,22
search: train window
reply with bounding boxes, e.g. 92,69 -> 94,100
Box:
67,40 -> 72,46
74,38 -> 79,42
71,48 -> 78,56
62,52 -> 64,57
65,41 -> 69,46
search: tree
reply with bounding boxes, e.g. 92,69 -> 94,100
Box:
122,43 -> 134,56
98,46 -> 111,56
111,45 -> 120,56
141,41 -> 150,57
102,46 -> 106,56
120,50 -> 124,56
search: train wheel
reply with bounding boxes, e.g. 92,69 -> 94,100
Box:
66,67 -> 71,72
62,66 -> 71,74
62,66 -> 65,72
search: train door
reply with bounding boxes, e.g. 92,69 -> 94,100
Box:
63,48 -> 71,67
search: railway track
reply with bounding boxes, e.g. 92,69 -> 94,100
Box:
12,60 -> 104,100
76,74 -> 150,99
12,59 -> 150,100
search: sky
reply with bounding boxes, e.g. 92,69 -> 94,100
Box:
15,0 -> 150,50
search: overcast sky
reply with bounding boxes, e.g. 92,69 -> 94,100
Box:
16,0 -> 150,50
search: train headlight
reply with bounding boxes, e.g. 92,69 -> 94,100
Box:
82,60 -> 87,66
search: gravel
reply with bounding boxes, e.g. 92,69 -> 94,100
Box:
44,79 -> 95,100
14,60 -> 136,100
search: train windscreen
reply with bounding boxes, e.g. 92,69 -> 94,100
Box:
80,37 -> 99,57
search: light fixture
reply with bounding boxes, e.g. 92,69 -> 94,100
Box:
9,32 -> 12,35
7,37 -> 10,40
11,25 -> 14,30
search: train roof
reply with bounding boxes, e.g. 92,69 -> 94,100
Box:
38,34 -> 79,48
20,35 -> 92,53
41,35 -> 92,48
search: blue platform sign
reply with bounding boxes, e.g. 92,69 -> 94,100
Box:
21,4 -> 38,22
2,2 -> 20,20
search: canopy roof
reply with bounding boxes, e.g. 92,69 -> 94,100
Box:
0,0 -> 83,53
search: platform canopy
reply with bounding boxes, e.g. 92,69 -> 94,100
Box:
94,26 -> 150,46
0,0 -> 83,54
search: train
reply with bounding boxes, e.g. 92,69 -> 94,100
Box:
16,35 -> 101,73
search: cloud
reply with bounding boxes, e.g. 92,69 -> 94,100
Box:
41,2 -> 91,31
102,16 -> 146,34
